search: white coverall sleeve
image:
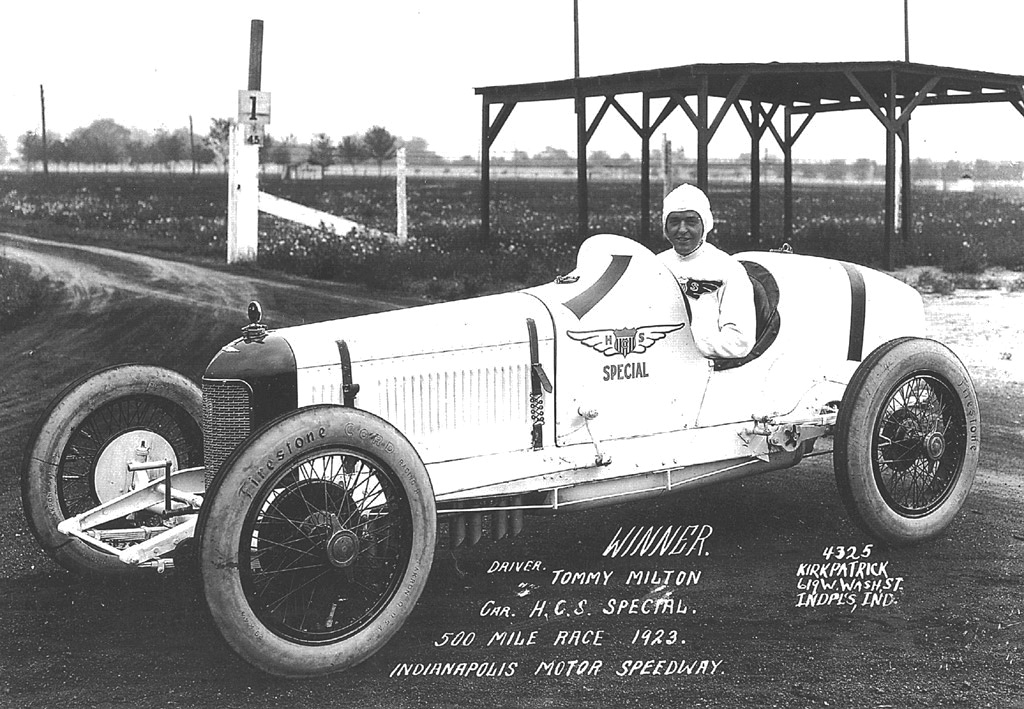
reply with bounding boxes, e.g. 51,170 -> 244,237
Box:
689,265 -> 756,359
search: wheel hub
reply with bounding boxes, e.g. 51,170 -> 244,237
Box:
326,530 -> 360,568
923,431 -> 946,461
93,430 -> 178,504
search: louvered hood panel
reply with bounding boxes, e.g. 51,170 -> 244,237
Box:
277,292 -> 556,463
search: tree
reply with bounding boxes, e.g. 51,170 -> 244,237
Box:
534,146 -> 570,164
48,138 -> 69,164
402,136 -> 440,163
126,133 -> 156,165
192,140 -> 216,165
154,128 -> 189,166
942,160 -> 969,181
824,158 -> 847,182
337,135 -> 366,171
853,158 -> 876,181
258,134 -> 276,165
270,134 -> 299,166
17,131 -> 46,163
308,133 -> 335,168
363,125 -> 397,175
205,118 -> 232,165
66,118 -> 132,164
0,135 -> 8,164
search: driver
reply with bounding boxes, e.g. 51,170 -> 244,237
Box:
657,184 -> 755,359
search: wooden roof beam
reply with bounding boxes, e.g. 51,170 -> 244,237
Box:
894,76 -> 941,132
649,97 -> 678,136
585,97 -> 613,144
735,101 -> 779,139
608,96 -> 643,137
485,102 -> 516,148
845,71 -> 892,130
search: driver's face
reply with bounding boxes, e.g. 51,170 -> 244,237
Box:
664,210 -> 704,256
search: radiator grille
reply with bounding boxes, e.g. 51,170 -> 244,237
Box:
202,379 -> 252,487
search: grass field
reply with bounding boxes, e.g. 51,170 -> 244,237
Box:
2,173 -> 1023,298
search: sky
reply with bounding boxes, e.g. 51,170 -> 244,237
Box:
3,0 -> 1024,163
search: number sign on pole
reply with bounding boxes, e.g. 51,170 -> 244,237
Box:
227,19 -> 266,264
237,90 -> 271,145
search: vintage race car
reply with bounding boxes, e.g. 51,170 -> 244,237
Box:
22,234 -> 980,677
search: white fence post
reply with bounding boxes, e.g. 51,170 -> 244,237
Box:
396,147 -> 408,243
227,122 -> 259,263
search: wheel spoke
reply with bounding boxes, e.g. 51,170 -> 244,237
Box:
873,373 -> 967,516
240,446 -> 412,644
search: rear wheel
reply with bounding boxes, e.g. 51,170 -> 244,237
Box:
196,405 -> 435,677
21,365 -> 203,574
834,338 -> 979,545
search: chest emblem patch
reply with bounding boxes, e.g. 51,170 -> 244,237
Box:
681,278 -> 723,298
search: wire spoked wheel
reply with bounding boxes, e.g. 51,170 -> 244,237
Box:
197,405 -> 435,677
21,365 -> 203,575
59,395 -> 201,516
241,449 -> 411,644
874,374 -> 967,517
835,338 -> 979,545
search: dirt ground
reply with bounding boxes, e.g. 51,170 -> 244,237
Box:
0,232 -> 1021,709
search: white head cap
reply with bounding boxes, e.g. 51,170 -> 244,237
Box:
663,183 -> 714,237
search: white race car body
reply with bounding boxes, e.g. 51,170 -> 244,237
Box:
204,234 -> 923,510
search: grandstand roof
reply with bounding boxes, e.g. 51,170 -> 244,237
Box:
475,61 -> 1024,269
476,60 -> 1024,112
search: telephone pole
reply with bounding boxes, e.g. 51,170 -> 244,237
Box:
39,85 -> 49,177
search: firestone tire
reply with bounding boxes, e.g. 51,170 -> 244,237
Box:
21,365 -> 203,575
196,405 -> 436,678
834,337 -> 980,545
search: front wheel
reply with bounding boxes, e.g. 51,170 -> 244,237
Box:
196,405 -> 435,677
21,365 -> 203,574
834,337 -> 980,545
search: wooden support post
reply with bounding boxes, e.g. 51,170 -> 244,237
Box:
750,101 -> 762,246
662,134 -> 672,201
784,107 -> 793,244
576,92 -> 589,242
884,72 -> 897,271
900,118 -> 912,245
697,77 -> 709,193
640,95 -> 651,247
480,101 -> 491,244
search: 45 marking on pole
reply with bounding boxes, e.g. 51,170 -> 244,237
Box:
237,90 -> 271,144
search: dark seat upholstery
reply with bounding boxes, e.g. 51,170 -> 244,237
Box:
713,261 -> 781,372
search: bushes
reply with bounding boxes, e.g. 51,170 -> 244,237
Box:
914,269 -> 956,295
4,174 -> 1024,297
257,216 -> 573,297
912,268 -> 1004,295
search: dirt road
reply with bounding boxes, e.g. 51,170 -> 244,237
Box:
1,233 -> 1022,708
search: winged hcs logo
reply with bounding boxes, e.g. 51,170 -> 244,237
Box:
567,323 -> 685,381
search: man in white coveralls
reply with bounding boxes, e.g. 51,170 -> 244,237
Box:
657,183 -> 756,359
